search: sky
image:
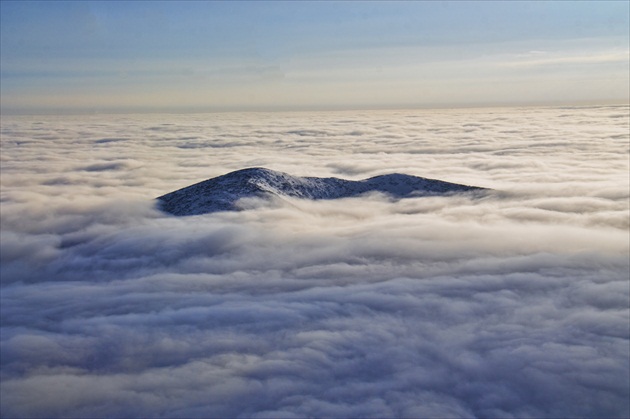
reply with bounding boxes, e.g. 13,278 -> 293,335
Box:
1,1 -> 629,113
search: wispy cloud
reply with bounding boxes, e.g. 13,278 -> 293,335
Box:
501,50 -> 629,68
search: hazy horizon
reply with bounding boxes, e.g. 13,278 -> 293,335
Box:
3,100 -> 629,117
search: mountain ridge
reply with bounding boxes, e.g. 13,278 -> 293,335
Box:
157,167 -> 487,216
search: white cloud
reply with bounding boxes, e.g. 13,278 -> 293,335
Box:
1,106 -> 628,418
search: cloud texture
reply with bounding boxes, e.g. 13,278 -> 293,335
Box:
1,106 -> 629,418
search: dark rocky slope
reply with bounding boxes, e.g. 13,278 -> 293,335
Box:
157,167 -> 487,216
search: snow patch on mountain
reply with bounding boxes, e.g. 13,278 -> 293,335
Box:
156,167 -> 487,216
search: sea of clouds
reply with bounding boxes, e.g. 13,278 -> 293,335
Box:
1,106 -> 628,418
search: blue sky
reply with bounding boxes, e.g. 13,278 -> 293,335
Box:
1,1 -> 628,113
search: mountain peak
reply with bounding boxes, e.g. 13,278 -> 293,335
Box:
156,168 -> 486,216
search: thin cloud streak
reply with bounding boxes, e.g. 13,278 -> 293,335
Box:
501,50 -> 629,67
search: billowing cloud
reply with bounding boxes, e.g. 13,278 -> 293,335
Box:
1,106 -> 628,418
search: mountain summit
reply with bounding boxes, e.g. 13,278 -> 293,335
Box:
156,167 -> 486,216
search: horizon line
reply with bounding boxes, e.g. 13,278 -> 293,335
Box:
1,99 -> 628,117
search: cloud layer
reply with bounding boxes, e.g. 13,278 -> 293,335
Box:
1,106 -> 629,418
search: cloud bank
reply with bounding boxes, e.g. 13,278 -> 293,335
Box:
1,106 -> 628,418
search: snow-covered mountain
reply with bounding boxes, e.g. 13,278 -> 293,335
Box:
157,167 -> 486,216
